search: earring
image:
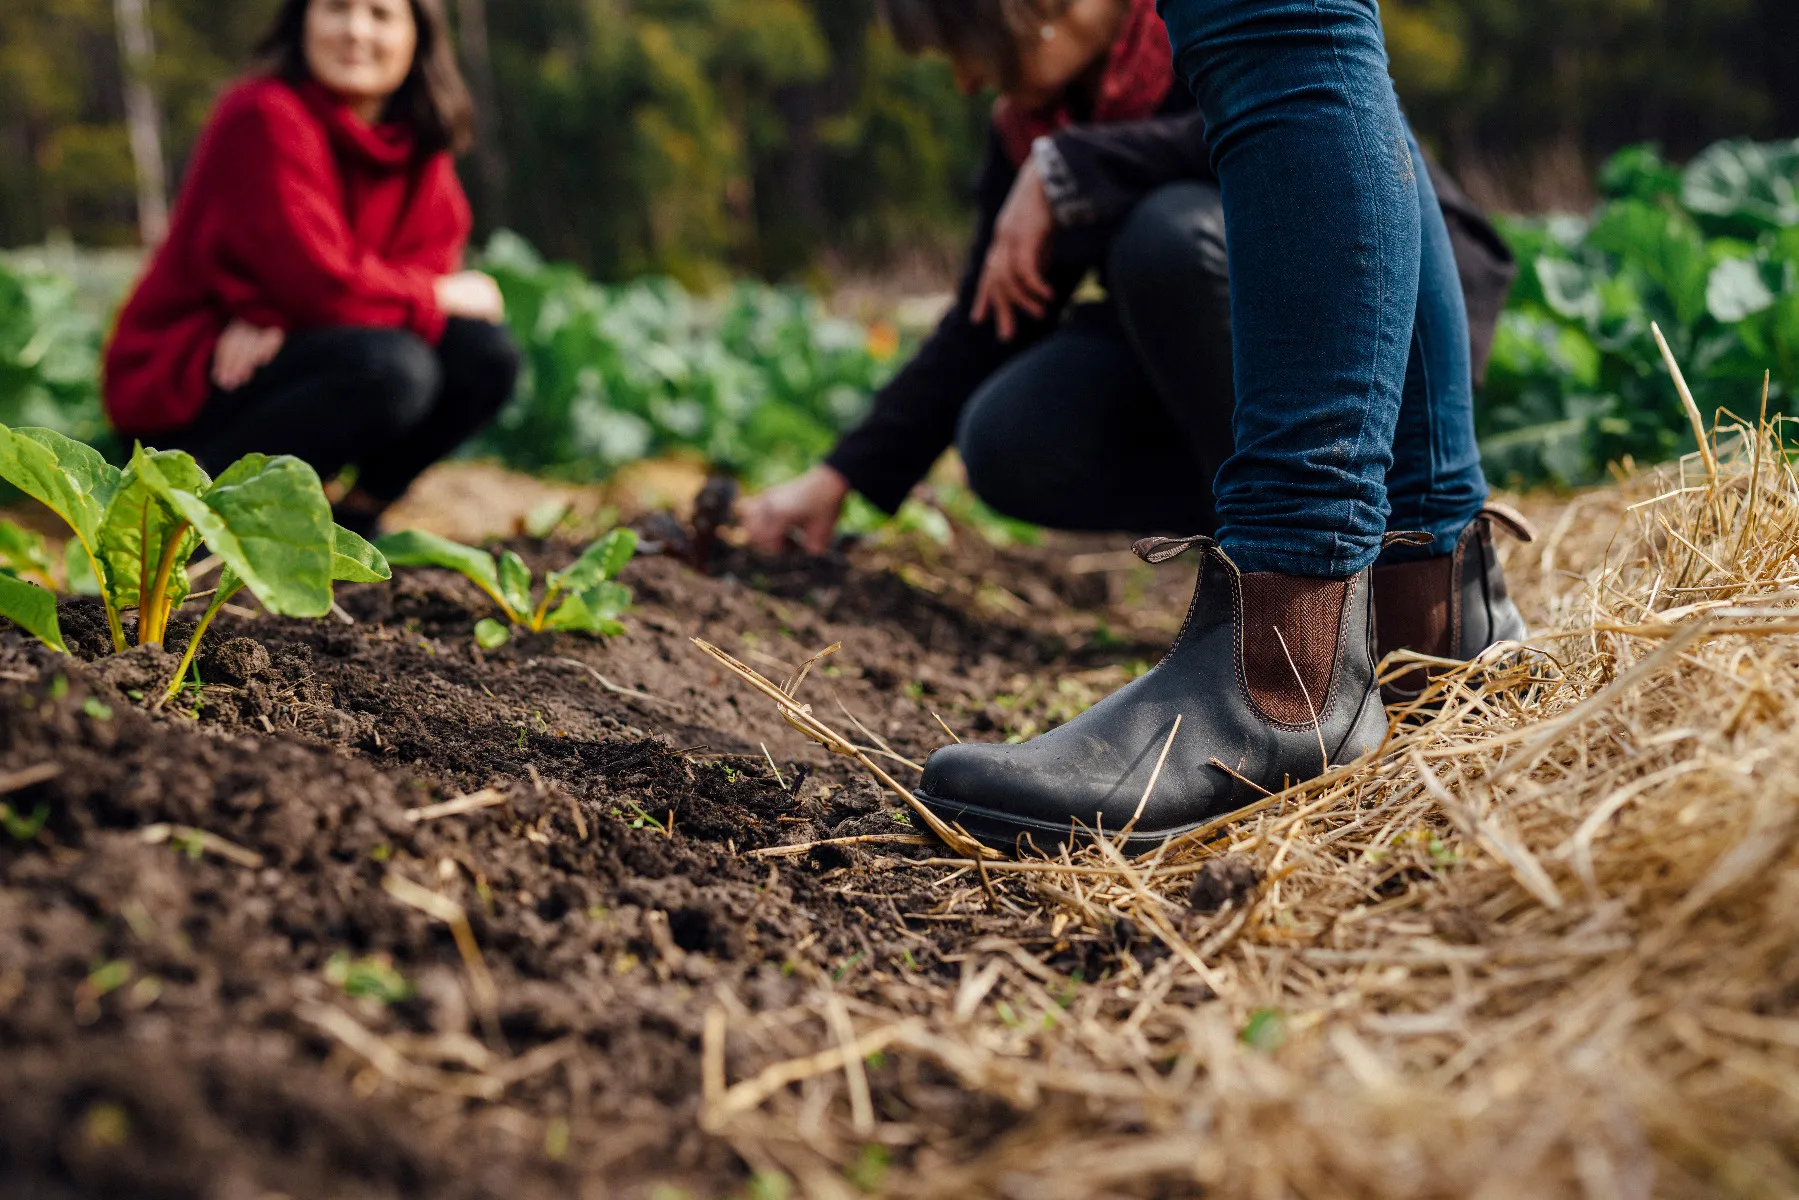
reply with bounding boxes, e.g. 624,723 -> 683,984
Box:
1040,24 -> 1057,41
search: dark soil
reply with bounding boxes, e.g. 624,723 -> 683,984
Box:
0,526 -> 1197,1199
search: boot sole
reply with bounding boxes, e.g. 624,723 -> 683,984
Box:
915,789 -> 1217,856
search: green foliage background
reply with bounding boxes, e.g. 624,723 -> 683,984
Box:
1,0 -> 1795,277
2,0 -> 1798,494
1484,140 -> 1799,485
0,0 -> 990,280
11,135 -> 1799,495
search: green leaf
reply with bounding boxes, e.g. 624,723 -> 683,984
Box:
373,530 -> 511,617
474,618 -> 512,650
98,446 -> 209,611
1682,138 -> 1799,234
1239,1008 -> 1287,1053
497,550 -> 535,617
1536,259 -> 1602,326
543,580 -> 632,637
138,454 -> 335,619
207,451 -> 270,490
0,425 -> 120,576
0,572 -> 67,652
1598,143 -> 1683,204
547,528 -> 638,596
1705,258 -> 1776,324
1,801 -> 50,841
1588,200 -> 1712,330
0,518 -> 54,584
331,525 -> 392,584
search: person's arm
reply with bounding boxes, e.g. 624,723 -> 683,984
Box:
1033,111 -> 1213,229
824,133 -> 1081,516
207,89 -> 448,342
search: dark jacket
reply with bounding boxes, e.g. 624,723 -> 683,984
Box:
827,101 -> 1515,515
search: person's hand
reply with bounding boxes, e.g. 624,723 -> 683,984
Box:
435,270 -> 505,323
211,320 -> 285,392
739,465 -> 851,555
972,158 -> 1056,342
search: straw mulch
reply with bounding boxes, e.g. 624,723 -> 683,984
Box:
701,402 -> 1799,1199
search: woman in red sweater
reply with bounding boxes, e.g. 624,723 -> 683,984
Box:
104,0 -> 515,537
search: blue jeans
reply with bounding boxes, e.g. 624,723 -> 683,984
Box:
1158,0 -> 1487,575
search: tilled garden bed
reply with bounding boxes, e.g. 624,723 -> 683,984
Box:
0,530 -> 1185,1199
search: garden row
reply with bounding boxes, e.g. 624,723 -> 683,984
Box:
0,425 -> 641,715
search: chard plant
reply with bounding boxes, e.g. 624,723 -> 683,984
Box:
0,423 -> 390,704
375,526 -> 637,649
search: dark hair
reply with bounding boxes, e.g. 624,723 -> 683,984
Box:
882,0 -> 1067,89
257,0 -> 475,156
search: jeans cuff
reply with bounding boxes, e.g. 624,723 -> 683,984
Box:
1218,537 -> 1376,579
1376,501 -> 1488,566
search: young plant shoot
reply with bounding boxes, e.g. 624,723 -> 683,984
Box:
375,527 -> 637,649
0,424 -> 391,704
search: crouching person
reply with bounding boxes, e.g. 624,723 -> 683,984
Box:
104,0 -> 517,538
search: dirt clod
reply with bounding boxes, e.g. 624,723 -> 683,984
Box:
1187,855 -> 1263,913
200,636 -> 272,687
90,641 -> 175,695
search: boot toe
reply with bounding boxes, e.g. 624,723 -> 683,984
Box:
918,741 -> 1083,846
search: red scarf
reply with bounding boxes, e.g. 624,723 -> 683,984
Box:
296,79 -> 419,170
993,0 -> 1176,167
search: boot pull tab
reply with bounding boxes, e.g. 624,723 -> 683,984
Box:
1381,531 -> 1435,551
1132,535 -> 1218,565
1479,501 -> 1538,544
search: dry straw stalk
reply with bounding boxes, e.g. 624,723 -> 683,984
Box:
703,362 -> 1799,1196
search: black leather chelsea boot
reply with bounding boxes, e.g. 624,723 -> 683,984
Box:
917,536 -> 1391,854
1373,503 -> 1535,706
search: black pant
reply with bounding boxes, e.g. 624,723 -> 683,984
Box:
957,182 -> 1236,534
173,318 -> 519,503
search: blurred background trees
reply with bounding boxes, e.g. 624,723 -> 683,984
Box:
1,0 -> 1794,282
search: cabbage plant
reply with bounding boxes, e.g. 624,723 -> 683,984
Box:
0,424 -> 389,703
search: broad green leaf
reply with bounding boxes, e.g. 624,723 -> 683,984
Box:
1598,143 -> 1682,205
543,580 -> 631,637
547,528 -> 638,596
1588,200 -> 1711,329
0,518 -> 54,584
1682,138 -> 1799,234
139,454 -> 335,619
584,580 -> 632,619
1536,259 -> 1602,326
474,618 -> 512,650
208,452 -> 270,490
0,572 -> 67,652
331,525 -> 392,584
99,446 -> 209,611
1705,258 -> 1776,324
497,550 -> 534,617
0,425 -> 120,569
373,530 -> 509,615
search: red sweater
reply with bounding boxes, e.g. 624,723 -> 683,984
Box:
104,77 -> 472,436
